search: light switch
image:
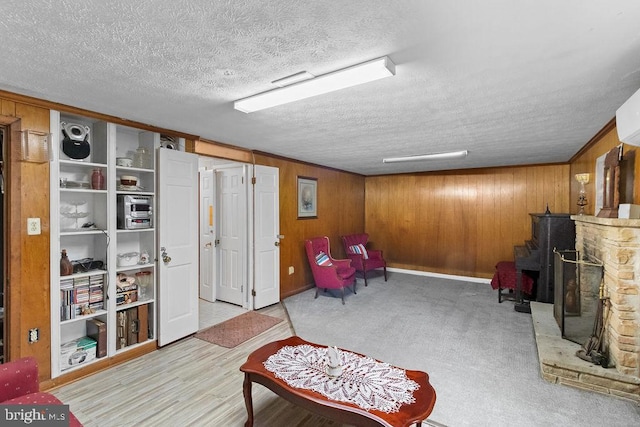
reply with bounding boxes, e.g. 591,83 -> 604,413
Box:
27,218 -> 41,235
288,266 -> 294,275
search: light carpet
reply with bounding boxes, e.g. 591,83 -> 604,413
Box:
194,311 -> 282,348
283,272 -> 640,426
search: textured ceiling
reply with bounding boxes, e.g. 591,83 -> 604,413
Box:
1,1 -> 640,175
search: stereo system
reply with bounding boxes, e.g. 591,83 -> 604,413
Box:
117,195 -> 153,229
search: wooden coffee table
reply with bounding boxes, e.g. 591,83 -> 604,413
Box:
239,336 -> 436,427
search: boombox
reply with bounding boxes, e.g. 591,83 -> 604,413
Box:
61,122 -> 91,160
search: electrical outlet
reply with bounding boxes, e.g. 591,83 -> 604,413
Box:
27,218 -> 41,235
28,328 -> 39,343
288,266 -> 294,275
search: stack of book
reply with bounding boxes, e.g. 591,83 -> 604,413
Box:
89,274 -> 104,311
60,273 -> 105,321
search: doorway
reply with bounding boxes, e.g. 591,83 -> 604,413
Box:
198,158 -> 280,314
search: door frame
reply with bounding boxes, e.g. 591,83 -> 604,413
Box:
197,158 -> 280,311
199,168 -> 216,302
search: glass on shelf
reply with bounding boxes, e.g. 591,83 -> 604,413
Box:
133,147 -> 152,169
60,200 -> 90,230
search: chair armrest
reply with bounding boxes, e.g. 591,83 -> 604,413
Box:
0,357 -> 40,402
367,249 -> 384,260
345,253 -> 364,269
331,258 -> 352,269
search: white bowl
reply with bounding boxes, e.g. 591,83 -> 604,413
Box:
116,157 -> 133,167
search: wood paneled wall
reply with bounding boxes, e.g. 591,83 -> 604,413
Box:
570,120 -> 639,214
253,154 -> 365,298
365,165 -> 571,279
1,97 -> 52,379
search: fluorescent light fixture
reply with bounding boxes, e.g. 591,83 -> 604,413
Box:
271,71 -> 315,87
382,150 -> 469,163
234,56 -> 395,113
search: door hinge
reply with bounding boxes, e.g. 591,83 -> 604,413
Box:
251,177 -> 256,185
252,289 -> 256,296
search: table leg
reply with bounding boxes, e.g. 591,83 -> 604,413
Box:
243,373 -> 254,427
514,269 -> 531,313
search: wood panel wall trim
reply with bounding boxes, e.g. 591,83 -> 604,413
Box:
194,139 -> 254,163
0,90 -> 199,141
569,117 -> 617,163
366,161 -> 571,179
253,150 -> 365,177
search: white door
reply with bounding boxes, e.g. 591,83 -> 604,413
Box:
216,166 -> 246,306
199,169 -> 216,302
253,165 -> 281,309
157,149 -> 199,346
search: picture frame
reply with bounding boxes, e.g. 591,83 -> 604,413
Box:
297,176 -> 317,219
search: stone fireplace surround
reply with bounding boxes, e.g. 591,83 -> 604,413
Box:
531,215 -> 640,402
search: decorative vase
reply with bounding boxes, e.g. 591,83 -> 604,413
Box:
91,168 -> 104,190
60,249 -> 73,276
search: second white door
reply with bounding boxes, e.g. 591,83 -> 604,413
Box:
216,166 -> 246,306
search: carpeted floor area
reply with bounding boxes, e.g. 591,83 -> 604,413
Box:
283,272 -> 640,426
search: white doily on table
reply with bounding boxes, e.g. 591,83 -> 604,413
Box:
263,344 -> 419,413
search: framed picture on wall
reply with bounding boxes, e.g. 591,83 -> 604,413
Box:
297,176 -> 317,219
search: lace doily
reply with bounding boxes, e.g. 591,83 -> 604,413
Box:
263,344 -> 419,413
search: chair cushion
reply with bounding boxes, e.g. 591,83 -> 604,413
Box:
315,252 -> 333,266
349,244 -> 369,259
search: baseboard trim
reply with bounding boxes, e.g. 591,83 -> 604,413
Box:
386,267 -> 491,284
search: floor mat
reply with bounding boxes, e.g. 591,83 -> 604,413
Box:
194,311 -> 283,348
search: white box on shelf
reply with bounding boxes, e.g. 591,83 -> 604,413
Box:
60,336 -> 97,371
618,204 -> 640,219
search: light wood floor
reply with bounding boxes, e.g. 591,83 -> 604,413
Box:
51,302 -> 342,427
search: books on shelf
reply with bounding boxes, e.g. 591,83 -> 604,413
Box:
60,273 -> 105,321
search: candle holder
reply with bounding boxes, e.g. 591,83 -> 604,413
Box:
575,173 -> 590,215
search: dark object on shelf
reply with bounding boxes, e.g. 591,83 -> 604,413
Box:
597,145 -> 622,218
514,213 -> 576,304
86,318 -> 107,358
72,258 -> 104,274
60,249 -> 73,276
61,122 -> 90,160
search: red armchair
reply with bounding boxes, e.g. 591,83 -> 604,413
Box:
305,236 -> 357,304
342,233 -> 387,286
0,357 -> 83,426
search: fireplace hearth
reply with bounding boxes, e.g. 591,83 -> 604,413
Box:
530,215 -> 640,402
573,215 -> 640,379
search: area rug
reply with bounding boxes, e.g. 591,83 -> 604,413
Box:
194,311 -> 283,348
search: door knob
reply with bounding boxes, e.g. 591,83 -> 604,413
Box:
275,241 -> 280,247
204,242 -> 212,248
161,247 -> 171,264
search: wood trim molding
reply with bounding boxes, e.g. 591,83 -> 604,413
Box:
194,139 -> 254,163
569,116 -> 617,163
0,90 -> 200,141
252,150 -> 364,177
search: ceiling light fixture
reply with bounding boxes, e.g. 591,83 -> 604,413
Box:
382,150 -> 469,163
234,56 -> 396,113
